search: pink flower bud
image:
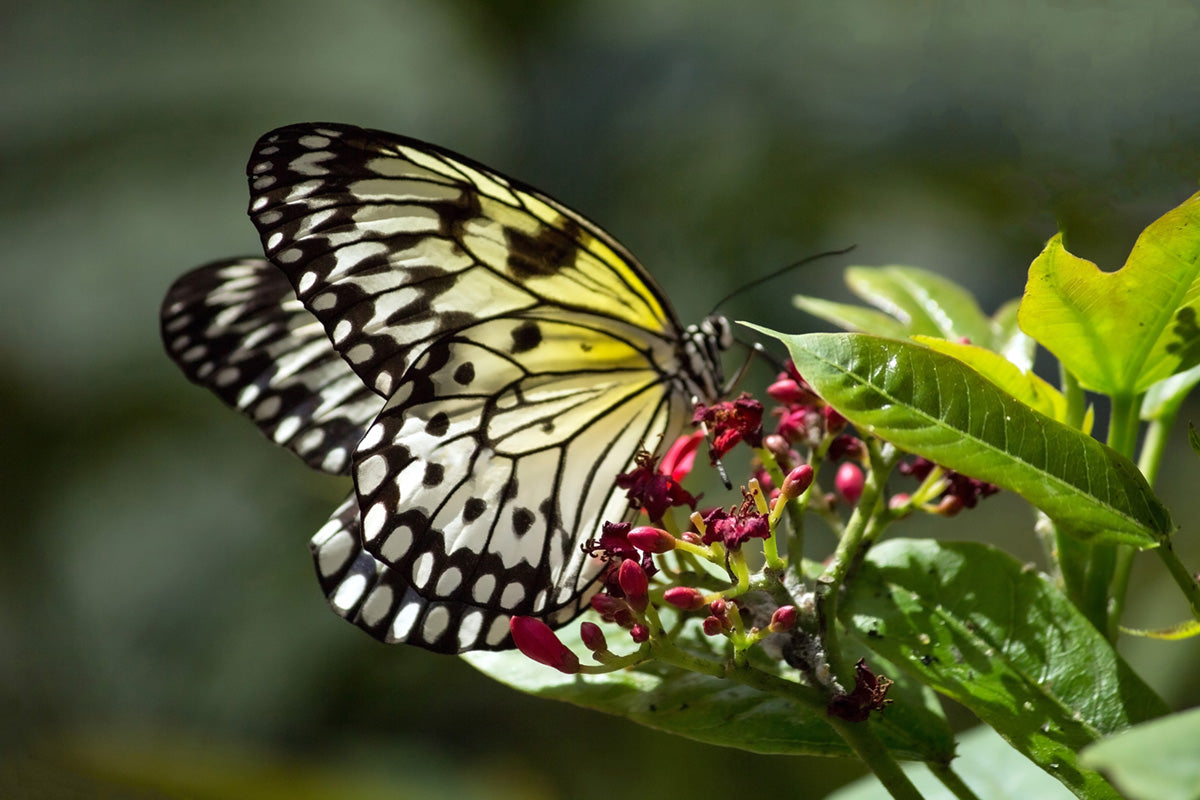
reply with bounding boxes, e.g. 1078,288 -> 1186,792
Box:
630,624 -> 650,643
618,559 -> 649,612
764,433 -> 790,457
709,598 -> 727,618
766,378 -> 814,405
702,616 -> 724,636
510,617 -> 580,674
627,526 -> 676,554
580,621 -> 608,653
680,530 -> 704,545
823,405 -> 847,434
780,464 -> 814,500
663,586 -> 706,610
590,594 -> 635,627
835,462 -> 864,505
934,495 -> 964,517
769,605 -> 797,632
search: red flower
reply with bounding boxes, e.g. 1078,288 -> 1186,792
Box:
693,393 -> 764,461
827,659 -> 894,722
700,491 -> 771,550
616,449 -> 700,522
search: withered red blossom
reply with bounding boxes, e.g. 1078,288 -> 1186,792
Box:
615,449 -> 700,522
827,659 -> 894,722
700,491 -> 771,549
693,393 -> 764,461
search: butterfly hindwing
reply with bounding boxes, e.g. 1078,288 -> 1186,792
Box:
161,257 -> 384,474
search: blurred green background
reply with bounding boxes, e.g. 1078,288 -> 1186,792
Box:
4,2 -> 1200,797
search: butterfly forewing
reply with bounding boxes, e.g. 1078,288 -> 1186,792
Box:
160,257 -> 384,474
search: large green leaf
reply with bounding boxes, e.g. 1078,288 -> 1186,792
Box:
1018,191 -> 1200,395
750,329 -> 1170,546
1079,707 -> 1200,800
464,620 -> 953,762
842,539 -> 1168,800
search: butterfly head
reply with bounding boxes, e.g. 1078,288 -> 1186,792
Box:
681,315 -> 733,403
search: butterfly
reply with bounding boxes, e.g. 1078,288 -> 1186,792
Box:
161,123 -> 732,653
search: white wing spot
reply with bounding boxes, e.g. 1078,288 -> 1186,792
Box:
485,617 -> 510,646
472,573 -> 496,604
298,134 -> 332,149
422,606 -> 451,641
276,248 -> 302,264
435,566 -> 462,595
362,502 -> 388,543
500,582 -> 526,609
357,453 -> 388,494
457,610 -> 484,650
298,272 -> 318,293
331,573 -> 368,613
389,602 -> 420,642
412,552 -> 435,589
359,584 -> 394,627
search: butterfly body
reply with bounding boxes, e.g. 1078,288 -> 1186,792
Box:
162,123 -> 730,652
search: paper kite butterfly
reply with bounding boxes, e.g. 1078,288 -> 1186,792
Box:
160,123 -> 731,653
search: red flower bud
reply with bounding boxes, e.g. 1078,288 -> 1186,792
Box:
510,617 -> 580,674
590,594 -> 635,628
780,464 -> 814,500
822,405 -> 847,434
702,616 -> 725,636
580,621 -> 608,653
663,586 -> 706,610
618,559 -> 649,612
835,462 -> 864,505
627,526 -> 676,554
769,605 -> 797,632
630,624 -> 650,643
709,598 -> 727,618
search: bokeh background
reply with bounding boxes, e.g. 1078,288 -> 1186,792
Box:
4,2 -> 1200,797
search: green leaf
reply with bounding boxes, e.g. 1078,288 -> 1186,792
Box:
842,539 -> 1168,800
1079,707 -> 1200,800
1018,191 -> 1200,395
843,265 -> 994,343
464,620 -> 954,761
991,297 -> 1037,372
829,725 -> 1075,800
1142,363 -> 1200,421
747,328 -> 1171,546
913,336 -> 1067,423
792,294 -> 910,339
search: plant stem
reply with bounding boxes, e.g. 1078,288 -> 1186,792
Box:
1156,541 -> 1200,621
817,440 -> 896,683
825,715 -> 926,800
927,761 -> 984,800
1109,415 -> 1176,634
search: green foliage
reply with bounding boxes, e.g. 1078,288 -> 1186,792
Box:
751,328 -> 1168,546
1018,191 -> 1200,396
842,539 -> 1166,799
1079,706 -> 1200,800
490,192 -> 1200,800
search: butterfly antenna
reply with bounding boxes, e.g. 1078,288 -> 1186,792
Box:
707,245 -> 856,317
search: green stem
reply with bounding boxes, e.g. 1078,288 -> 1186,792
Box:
1156,541 -> 1200,621
1109,416 -> 1176,635
825,716 -> 926,800
927,761 -> 984,800
817,441 -> 896,683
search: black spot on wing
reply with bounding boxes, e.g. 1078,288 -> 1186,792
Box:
504,218 -> 582,279
510,321 -> 542,353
